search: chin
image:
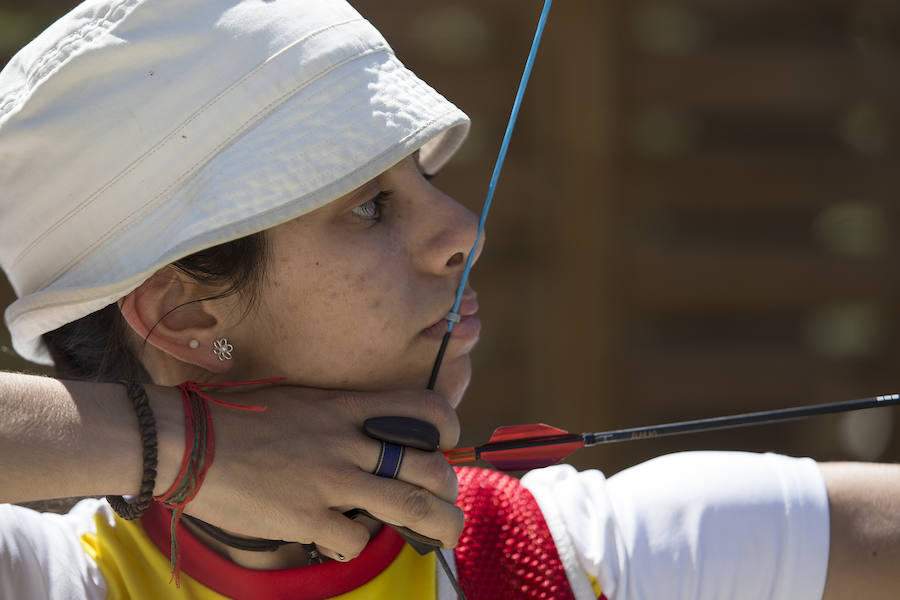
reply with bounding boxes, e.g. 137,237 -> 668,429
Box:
434,356 -> 472,409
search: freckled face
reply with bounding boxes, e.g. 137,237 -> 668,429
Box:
228,155 -> 482,407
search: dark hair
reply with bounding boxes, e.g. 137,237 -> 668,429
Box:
42,232 -> 269,381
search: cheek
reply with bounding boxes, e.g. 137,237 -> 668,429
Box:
254,223 -> 437,388
266,254 -> 409,365
334,241 -> 410,327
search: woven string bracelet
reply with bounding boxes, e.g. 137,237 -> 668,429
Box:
106,381 -> 158,520
156,378 -> 280,585
155,383 -> 213,584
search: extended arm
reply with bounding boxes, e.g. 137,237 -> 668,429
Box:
820,462 -> 900,600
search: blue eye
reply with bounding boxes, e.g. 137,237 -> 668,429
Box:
351,191 -> 390,222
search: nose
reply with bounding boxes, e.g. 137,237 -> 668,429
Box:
416,183 -> 483,276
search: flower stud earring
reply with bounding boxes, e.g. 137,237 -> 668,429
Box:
213,337 -> 234,361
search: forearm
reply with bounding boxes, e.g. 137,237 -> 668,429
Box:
820,462 -> 900,600
1,374 -> 466,556
0,372 -> 182,503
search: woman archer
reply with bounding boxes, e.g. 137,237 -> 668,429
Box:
0,1 -> 899,599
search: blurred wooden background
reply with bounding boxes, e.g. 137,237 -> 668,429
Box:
2,0 -> 898,476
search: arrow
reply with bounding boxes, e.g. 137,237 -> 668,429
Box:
442,393 -> 900,471
362,393 -> 899,598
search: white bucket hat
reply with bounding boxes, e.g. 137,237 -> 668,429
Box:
0,0 -> 469,365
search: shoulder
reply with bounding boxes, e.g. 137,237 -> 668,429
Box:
0,498 -> 111,548
0,499 -> 108,599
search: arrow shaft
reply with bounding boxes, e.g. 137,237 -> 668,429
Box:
584,394 -> 900,446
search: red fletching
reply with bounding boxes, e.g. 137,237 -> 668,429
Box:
487,424 -> 571,443
443,423 -> 584,472
483,424 -> 583,470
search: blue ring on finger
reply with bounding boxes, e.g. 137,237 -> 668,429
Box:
373,441 -> 405,479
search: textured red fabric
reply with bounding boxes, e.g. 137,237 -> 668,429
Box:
455,467 -> 585,600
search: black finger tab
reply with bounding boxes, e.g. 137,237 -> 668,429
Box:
364,417 -> 440,452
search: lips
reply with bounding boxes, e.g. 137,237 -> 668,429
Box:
421,291 -> 480,340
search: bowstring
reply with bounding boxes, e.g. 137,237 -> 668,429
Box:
427,0 -> 553,390
423,3 -> 553,598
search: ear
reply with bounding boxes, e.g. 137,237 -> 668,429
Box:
119,267 -> 234,373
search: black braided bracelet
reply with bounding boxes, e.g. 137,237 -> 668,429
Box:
106,381 -> 158,520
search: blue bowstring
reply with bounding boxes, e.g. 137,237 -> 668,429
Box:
445,0 -> 553,332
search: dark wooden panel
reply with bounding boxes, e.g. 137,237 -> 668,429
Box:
629,247 -> 899,311
627,53 -> 900,111
623,156 -> 900,209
